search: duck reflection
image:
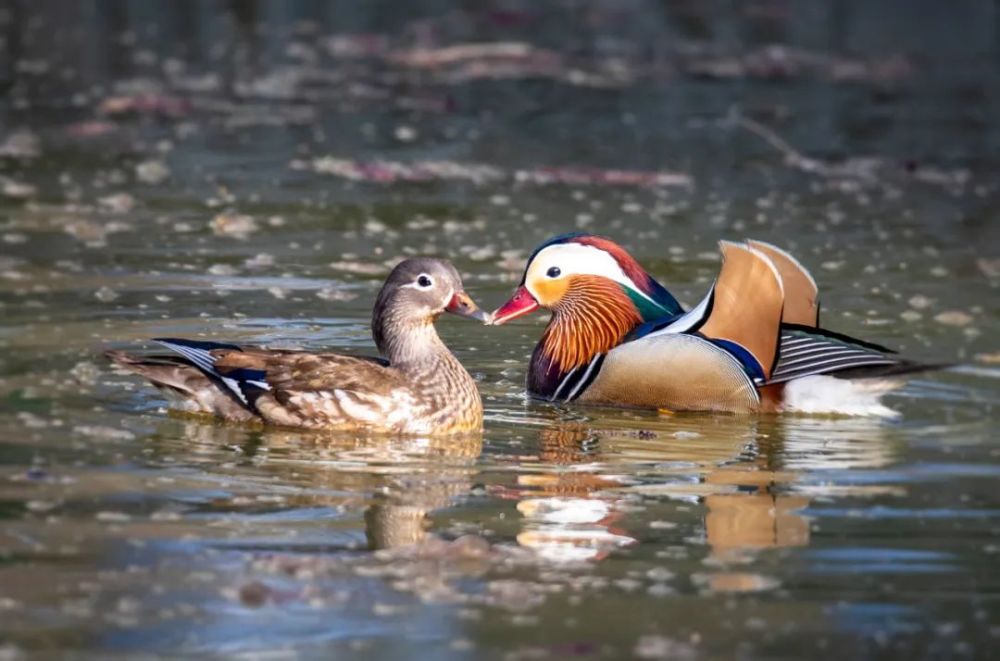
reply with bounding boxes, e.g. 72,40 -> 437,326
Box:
149,408 -> 899,574
504,412 -> 898,577
508,424 -> 634,562
270,430 -> 482,552
148,417 -> 482,552
504,419 -> 783,563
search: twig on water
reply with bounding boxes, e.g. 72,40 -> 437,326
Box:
724,106 -> 879,181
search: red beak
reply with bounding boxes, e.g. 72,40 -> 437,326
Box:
490,286 -> 540,325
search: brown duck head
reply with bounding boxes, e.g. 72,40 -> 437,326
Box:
372,257 -> 489,364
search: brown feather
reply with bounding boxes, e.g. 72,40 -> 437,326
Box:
747,240 -> 819,327
698,242 -> 784,378
104,350 -> 257,421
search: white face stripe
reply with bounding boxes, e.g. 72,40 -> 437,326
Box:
398,275 -> 453,309
399,273 -> 435,291
524,243 -> 660,307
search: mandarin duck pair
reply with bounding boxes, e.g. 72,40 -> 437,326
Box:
109,235 -> 929,434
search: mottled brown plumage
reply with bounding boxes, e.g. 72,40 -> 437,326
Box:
106,258 -> 488,435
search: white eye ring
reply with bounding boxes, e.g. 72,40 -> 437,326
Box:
415,273 -> 434,289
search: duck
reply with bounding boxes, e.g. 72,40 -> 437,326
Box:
490,233 -> 933,416
106,258 -> 489,434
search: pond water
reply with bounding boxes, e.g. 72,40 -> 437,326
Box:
1,3 -> 999,658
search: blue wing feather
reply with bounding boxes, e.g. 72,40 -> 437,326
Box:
152,338 -> 271,407
710,339 -> 767,384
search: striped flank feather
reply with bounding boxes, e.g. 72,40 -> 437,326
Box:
769,329 -> 900,384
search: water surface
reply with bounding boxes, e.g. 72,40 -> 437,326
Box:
1,3 -> 998,658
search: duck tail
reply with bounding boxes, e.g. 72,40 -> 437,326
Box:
782,375 -> 904,418
105,349 -> 199,392
104,349 -> 257,421
829,360 -> 951,380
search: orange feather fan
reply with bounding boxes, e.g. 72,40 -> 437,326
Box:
540,276 -> 643,372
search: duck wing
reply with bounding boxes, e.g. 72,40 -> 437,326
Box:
105,346 -> 258,421
112,338 -> 420,431
769,326 -> 914,384
567,241 -> 783,410
214,346 -> 423,430
159,339 -> 421,431
746,240 -> 819,327
695,241 -> 785,379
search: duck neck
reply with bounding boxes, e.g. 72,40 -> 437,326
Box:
372,302 -> 483,433
373,311 -> 454,370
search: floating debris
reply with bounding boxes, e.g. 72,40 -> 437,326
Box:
934,310 -> 973,327
328,260 -> 386,275
94,286 -> 120,302
136,160 -> 171,185
210,211 -> 259,239
63,219 -> 131,247
687,44 -> 912,84
235,581 -> 274,608
99,93 -> 190,118
977,258 -> 1000,279
633,635 -> 698,660
97,192 -> 136,214
65,120 -> 118,138
316,287 -> 358,302
244,253 -> 275,270
727,109 -> 975,188
75,425 -> 136,441
95,511 -> 132,522
298,156 -> 692,188
0,129 -> 40,158
70,361 -> 100,385
393,125 -> 418,142
207,264 -> 238,276
1,177 -> 36,199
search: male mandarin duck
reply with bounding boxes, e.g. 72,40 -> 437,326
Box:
491,233 -> 930,416
107,258 -> 489,435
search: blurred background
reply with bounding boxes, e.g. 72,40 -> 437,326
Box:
0,1 -> 998,659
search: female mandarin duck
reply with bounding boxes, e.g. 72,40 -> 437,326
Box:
107,258 -> 489,434
491,233 -> 929,416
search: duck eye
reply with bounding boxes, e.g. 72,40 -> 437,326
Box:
546,266 -> 561,278
416,274 -> 433,288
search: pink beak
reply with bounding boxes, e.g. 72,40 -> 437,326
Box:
445,290 -> 491,322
